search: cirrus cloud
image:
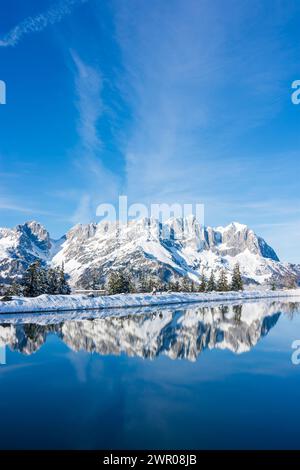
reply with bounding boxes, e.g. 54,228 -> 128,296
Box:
0,0 -> 89,47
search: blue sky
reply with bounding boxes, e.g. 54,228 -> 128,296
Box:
0,0 -> 300,262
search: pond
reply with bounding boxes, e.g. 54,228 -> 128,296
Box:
0,299 -> 299,450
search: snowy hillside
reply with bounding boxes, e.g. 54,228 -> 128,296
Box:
0,221 -> 64,284
0,218 -> 299,287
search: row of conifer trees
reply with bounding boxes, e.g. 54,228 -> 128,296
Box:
106,264 -> 244,295
2,262 -> 243,297
4,261 -> 71,298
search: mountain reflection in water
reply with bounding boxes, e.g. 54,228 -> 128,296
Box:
1,300 -> 299,361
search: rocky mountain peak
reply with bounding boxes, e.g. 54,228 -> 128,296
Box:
0,218 -> 297,288
22,220 -> 50,242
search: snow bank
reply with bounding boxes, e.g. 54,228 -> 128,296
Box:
0,289 -> 300,314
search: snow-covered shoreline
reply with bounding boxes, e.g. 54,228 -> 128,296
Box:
0,289 -> 300,315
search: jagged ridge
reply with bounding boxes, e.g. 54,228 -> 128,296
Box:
0,218 -> 299,287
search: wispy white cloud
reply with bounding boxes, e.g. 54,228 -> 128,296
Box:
72,51 -> 103,156
70,52 -> 119,224
70,194 -> 92,224
0,198 -> 56,216
0,0 -> 88,47
111,0 -> 298,205
105,0 -> 300,264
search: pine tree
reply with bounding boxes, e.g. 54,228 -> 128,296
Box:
22,261 -> 43,297
107,270 -> 132,295
39,267 -> 49,294
231,263 -> 244,291
174,280 -> 180,292
57,264 -> 71,295
6,281 -> 24,297
47,268 -> 59,294
199,273 -> 206,292
207,271 -> 216,292
217,269 -> 229,291
21,262 -> 71,297
167,282 -> 173,292
138,274 -> 149,293
181,276 -> 191,292
148,279 -> 156,293
158,282 -> 167,292
89,272 -> 100,290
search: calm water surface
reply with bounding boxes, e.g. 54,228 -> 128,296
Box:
0,299 -> 299,450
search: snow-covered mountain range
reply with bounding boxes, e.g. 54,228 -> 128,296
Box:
0,218 -> 299,288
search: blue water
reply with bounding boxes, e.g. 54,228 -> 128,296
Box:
0,300 -> 299,450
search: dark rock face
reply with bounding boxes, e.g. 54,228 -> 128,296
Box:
258,237 -> 279,261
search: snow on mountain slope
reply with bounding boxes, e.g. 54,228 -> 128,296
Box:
0,218 -> 299,287
0,221 -> 64,284
52,218 -> 299,287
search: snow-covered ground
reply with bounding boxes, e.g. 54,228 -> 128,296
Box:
0,289 -> 300,314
